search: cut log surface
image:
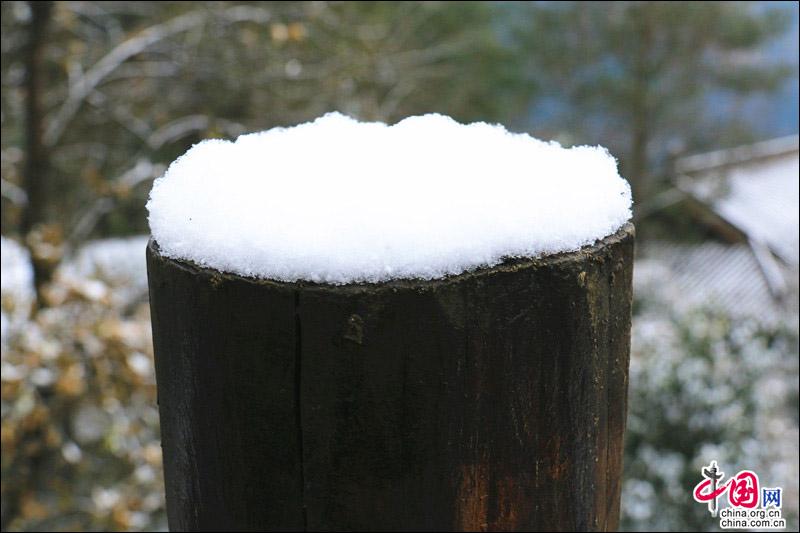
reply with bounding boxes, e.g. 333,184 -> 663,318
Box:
146,222 -> 635,532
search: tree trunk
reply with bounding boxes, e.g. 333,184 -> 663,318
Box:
147,223 -> 634,532
627,4 -> 654,207
0,4 -> 54,525
22,0 -> 54,308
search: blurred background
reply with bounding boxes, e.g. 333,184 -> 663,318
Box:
1,1 -> 797,531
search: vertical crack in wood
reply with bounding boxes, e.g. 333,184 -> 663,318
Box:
294,290 -> 308,530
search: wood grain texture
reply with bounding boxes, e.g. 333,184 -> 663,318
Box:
147,223 -> 634,532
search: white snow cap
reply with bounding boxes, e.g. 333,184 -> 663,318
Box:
147,112 -> 632,284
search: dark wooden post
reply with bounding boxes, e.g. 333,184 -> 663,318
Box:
147,223 -> 634,532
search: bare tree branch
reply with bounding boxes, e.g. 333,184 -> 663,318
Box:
147,115 -> 247,149
87,90 -> 151,143
64,158 -> 164,254
45,9 -> 207,147
1,177 -> 28,206
44,5 -> 273,148
147,115 -> 209,149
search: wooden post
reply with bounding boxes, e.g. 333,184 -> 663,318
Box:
147,223 -> 634,532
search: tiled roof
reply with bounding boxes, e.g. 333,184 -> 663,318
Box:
635,241 -> 798,324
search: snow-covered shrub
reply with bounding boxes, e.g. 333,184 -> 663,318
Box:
1,237 -> 164,531
622,303 -> 799,531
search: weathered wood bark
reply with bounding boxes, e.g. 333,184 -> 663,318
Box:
147,223 -> 634,532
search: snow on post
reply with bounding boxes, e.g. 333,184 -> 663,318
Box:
146,113 -> 634,531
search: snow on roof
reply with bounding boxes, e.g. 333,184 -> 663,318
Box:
147,112 -> 632,284
676,135 -> 799,267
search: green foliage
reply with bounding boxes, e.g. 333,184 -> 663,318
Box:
513,1 -> 793,196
